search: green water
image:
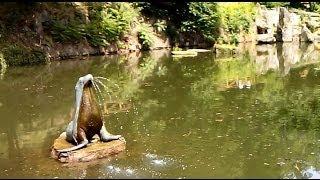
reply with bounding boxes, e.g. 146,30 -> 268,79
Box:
1,43 -> 320,178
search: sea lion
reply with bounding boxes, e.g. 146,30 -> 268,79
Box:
57,74 -> 121,153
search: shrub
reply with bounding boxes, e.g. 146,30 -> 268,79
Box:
51,20 -> 86,43
87,2 -> 140,43
217,3 -> 257,44
153,20 -> 167,33
138,23 -> 155,50
2,44 -> 47,66
310,3 -> 320,13
181,2 -> 220,42
49,2 -> 140,47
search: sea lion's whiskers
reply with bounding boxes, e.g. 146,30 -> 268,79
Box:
95,76 -> 119,90
92,81 -> 106,120
92,81 -> 104,106
95,76 -> 108,80
94,79 -> 112,102
94,78 -> 108,90
94,81 -> 106,104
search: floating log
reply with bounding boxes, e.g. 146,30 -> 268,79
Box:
171,50 -> 198,56
51,132 -> 126,163
187,49 -> 211,53
172,54 -> 198,58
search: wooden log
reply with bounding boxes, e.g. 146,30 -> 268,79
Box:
51,132 -> 126,163
171,50 -> 198,55
187,49 -> 212,53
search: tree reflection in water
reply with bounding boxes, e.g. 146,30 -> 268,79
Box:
1,43 -> 320,178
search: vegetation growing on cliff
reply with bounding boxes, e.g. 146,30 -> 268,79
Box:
138,2 -> 256,45
2,44 -> 48,66
1,2 -> 320,67
217,3 -> 256,44
180,2 -> 220,42
0,2 -> 261,67
50,2 -> 140,46
137,23 -> 155,50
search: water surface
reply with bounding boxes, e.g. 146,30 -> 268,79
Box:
1,43 -> 320,178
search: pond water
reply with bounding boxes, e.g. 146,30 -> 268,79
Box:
1,42 -> 320,178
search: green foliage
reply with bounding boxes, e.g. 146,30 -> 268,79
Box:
51,21 -> 86,43
181,2 -> 220,42
2,44 -> 47,66
259,2 -> 290,8
50,2 -> 140,46
173,45 -> 182,51
174,2 -> 257,45
135,2 -> 170,19
217,2 -> 257,44
310,2 -> 320,13
138,23 -> 155,50
153,20 -> 167,33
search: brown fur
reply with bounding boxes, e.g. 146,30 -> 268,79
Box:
77,81 -> 103,142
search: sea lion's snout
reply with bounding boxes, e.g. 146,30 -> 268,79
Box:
78,74 -> 94,86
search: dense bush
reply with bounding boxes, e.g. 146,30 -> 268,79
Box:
153,19 -> 167,33
217,3 -> 257,44
138,23 -> 155,50
50,2 -> 140,47
138,2 -> 257,45
134,2 -> 170,19
181,2 -> 220,42
310,2 -> 320,13
2,44 -> 47,66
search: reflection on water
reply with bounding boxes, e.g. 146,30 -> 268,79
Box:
1,43 -> 320,178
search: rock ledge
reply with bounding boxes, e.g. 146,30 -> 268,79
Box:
51,132 -> 126,163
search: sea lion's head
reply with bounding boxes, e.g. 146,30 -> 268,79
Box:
76,74 -> 94,89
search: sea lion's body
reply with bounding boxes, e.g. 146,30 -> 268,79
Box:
57,74 -> 121,153
77,85 -> 103,140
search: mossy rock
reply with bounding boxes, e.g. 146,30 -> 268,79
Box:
2,44 -> 48,66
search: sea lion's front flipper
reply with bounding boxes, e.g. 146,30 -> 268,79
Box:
99,123 -> 122,142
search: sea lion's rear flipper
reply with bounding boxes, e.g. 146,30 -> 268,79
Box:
99,123 -> 122,142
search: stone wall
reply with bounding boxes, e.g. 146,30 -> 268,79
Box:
255,4 -> 320,44
17,3 -> 320,61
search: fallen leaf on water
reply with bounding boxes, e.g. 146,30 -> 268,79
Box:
277,162 -> 286,166
215,119 -> 223,122
182,131 -> 191,137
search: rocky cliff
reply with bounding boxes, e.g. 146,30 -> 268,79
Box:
254,4 -> 320,44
